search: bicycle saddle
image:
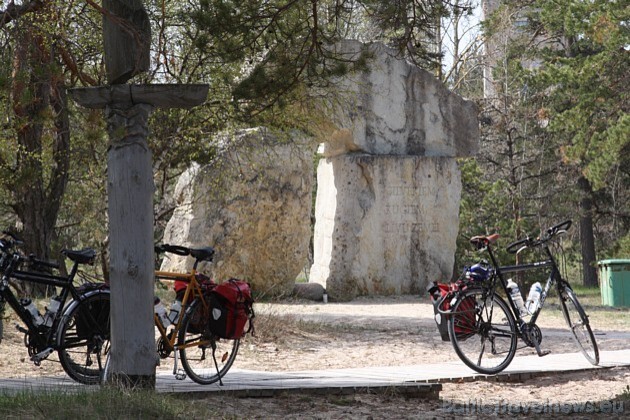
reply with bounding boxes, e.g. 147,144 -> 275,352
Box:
189,247 -> 215,262
62,248 -> 97,265
470,234 -> 500,249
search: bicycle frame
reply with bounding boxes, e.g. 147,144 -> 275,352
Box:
0,249 -> 101,363
151,243 -> 247,385
475,234 -> 575,358
154,269 -> 209,353
446,220 -> 598,374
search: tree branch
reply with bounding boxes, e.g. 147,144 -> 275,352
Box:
0,0 -> 44,29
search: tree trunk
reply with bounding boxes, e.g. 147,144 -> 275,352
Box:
105,103 -> 156,389
577,176 -> 598,287
10,24 -> 70,297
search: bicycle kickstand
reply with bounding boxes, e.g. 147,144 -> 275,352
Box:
172,347 -> 186,380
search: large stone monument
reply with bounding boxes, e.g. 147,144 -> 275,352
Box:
161,128 -> 316,297
310,41 -> 479,300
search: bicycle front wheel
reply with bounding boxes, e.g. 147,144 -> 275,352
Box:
559,285 -> 599,365
57,291 -> 111,384
178,298 -> 240,385
448,288 -> 518,374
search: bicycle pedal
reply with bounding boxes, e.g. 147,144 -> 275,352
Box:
30,347 -> 54,363
175,369 -> 186,381
537,349 -> 551,357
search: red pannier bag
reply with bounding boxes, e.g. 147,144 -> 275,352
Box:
427,280 -> 476,341
207,278 -> 254,339
175,273 -> 216,300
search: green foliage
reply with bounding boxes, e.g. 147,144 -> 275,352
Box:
188,0 -> 450,119
527,0 -> 629,191
0,388 -> 214,419
604,232 -> 630,260
456,159 -> 523,269
470,0 -> 629,274
526,0 -> 630,263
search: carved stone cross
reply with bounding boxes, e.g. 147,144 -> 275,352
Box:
70,1 -> 208,388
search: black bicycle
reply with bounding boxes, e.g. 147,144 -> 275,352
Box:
0,232 -> 110,384
446,220 -> 599,374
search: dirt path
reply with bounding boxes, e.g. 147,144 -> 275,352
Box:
237,295 -> 630,372
229,295 -> 630,418
1,294 -> 629,418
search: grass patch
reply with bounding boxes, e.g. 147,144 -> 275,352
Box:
568,285 -> 602,306
329,396 -> 354,406
536,285 -> 630,329
0,387 -> 215,419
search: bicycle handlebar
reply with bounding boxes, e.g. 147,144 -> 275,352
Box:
506,237 -> 532,254
545,220 -> 572,238
0,230 -> 96,271
506,220 -> 572,254
0,231 -> 21,253
155,244 -> 190,256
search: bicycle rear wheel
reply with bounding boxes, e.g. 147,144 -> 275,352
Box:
559,285 -> 599,365
178,298 -> 239,385
57,291 -> 111,384
448,288 -> 518,374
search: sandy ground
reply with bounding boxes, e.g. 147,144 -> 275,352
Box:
1,294 -> 629,418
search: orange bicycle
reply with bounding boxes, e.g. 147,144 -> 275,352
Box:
153,244 -> 241,385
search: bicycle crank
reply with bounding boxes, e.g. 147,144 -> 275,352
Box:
521,324 -> 542,348
30,347 -> 54,365
521,323 -> 550,357
157,335 -> 173,359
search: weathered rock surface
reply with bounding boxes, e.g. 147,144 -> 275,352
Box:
320,40 -> 478,158
310,155 -> 462,301
161,128 -> 317,297
292,282 -> 326,301
307,40 -> 477,301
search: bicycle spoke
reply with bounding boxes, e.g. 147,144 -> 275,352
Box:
560,287 -> 599,365
58,292 -> 111,384
477,339 -> 486,366
178,298 -> 240,385
449,288 -> 517,374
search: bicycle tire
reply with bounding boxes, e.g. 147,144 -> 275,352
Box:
57,291 -> 111,384
178,297 -> 240,385
0,299 -> 6,345
448,288 -> 518,374
559,286 -> 599,365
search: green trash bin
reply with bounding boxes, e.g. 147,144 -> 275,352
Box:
598,259 -> 630,307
